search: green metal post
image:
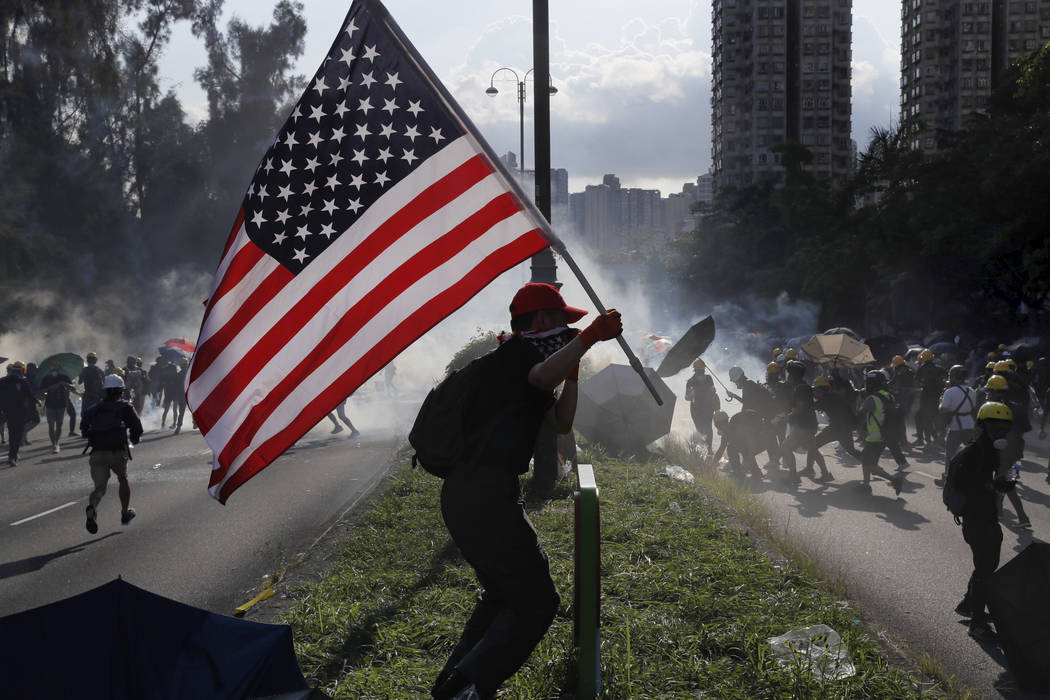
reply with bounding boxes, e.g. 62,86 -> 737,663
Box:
574,463 -> 600,698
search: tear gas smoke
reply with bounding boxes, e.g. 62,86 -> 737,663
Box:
1,214 -> 821,448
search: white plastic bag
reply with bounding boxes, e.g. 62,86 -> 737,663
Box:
767,624 -> 855,681
664,465 -> 695,483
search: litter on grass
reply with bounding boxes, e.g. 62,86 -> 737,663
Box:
664,465 -> 695,483
767,624 -> 856,681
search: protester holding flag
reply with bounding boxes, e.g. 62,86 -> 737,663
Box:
432,283 -> 622,700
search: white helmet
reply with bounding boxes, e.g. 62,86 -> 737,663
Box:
103,374 -> 125,390
728,366 -> 745,383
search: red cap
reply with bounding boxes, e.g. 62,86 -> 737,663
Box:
509,283 -> 588,323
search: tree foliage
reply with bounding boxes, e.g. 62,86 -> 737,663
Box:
669,44 -> 1050,337
0,0 -> 306,346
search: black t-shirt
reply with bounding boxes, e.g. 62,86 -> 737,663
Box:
956,433 -> 1001,521
78,365 -> 105,396
39,373 -> 72,409
814,390 -> 855,428
460,337 -> 552,476
788,381 -> 818,430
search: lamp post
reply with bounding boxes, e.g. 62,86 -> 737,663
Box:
485,67 -> 557,176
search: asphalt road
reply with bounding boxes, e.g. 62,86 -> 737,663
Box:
0,404 -> 408,620
749,430 -> 1050,699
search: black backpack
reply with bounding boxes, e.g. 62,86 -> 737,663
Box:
409,351 -> 495,478
86,402 -> 128,451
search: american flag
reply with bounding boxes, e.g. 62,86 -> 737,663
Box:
187,0 -> 550,503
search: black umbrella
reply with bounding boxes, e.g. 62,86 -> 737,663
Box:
924,330 -> 954,346
0,578 -> 312,699
986,542 -> 1050,693
863,335 -> 908,365
656,316 -> 715,377
576,364 -> 676,452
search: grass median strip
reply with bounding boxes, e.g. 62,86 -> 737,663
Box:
282,450 -> 943,698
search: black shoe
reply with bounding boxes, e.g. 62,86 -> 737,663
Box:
330,424 -> 344,434
349,429 -> 361,438
86,506 -> 98,534
817,471 -> 834,482
798,467 -> 816,478
968,620 -> 998,643
892,473 -> 905,496
68,431 -> 78,437
954,599 -> 973,617
121,508 -> 136,525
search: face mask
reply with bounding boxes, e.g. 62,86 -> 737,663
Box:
992,438 -> 1009,450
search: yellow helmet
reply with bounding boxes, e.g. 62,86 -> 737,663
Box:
987,351 -> 997,360
785,348 -> 798,359
985,361 -> 996,370
1003,359 -> 1017,373
772,347 -> 782,358
713,410 -> 729,425
692,359 -> 706,371
766,362 -> 781,374
112,367 -> 126,378
993,360 -> 1015,374
918,349 -> 934,362
1027,360 -> 1035,369
998,344 -> 1007,351
891,355 -> 906,367
984,374 -> 1008,391
7,361 -> 26,373
977,401 -> 1013,422
813,376 -> 831,388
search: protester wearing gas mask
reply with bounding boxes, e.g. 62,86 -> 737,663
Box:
948,401 -> 1019,643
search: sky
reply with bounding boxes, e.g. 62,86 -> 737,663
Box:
159,0 -> 903,196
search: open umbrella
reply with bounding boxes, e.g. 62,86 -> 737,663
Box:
159,337 -> 196,359
33,353 -> 84,387
800,334 -> 875,368
924,330 -> 954,347
863,335 -> 908,365
822,327 -> 859,340
575,364 -> 676,452
0,578 -> 313,699
656,316 -> 715,377
987,543 -> 1050,692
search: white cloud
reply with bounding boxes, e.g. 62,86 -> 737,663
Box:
852,59 -> 879,96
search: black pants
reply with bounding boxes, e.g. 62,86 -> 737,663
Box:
65,398 -> 76,433
814,423 -> 859,456
691,408 -> 714,450
961,517 -> 1002,622
6,411 -> 26,463
438,469 -> 559,697
860,441 -> 896,484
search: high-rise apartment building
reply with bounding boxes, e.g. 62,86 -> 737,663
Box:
711,0 -> 854,190
901,0 -> 1050,153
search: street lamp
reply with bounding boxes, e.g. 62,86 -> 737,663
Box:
485,67 -> 557,175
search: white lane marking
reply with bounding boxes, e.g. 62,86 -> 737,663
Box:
10,501 -> 79,526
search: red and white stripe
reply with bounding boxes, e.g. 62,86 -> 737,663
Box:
187,136 -> 548,503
